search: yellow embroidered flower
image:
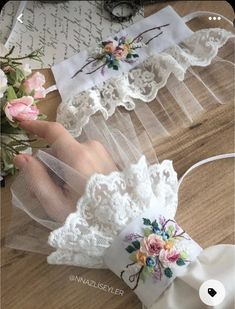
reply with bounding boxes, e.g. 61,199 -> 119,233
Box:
136,250 -> 146,265
164,241 -> 174,251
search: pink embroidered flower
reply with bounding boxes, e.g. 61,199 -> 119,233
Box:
113,44 -> 129,60
159,248 -> 180,267
4,96 -> 39,122
141,234 -> 165,256
23,72 -> 46,99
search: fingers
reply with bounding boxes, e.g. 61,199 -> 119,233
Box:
19,120 -> 74,145
19,120 -> 84,171
14,154 -> 75,223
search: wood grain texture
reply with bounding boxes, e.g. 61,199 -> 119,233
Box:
1,2 -> 234,309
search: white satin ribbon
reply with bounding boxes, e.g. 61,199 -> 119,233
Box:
178,153 -> 235,189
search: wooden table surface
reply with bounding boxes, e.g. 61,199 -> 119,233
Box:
1,2 -> 234,309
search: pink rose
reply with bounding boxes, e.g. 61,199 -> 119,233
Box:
141,234 -> 165,256
4,96 -> 39,122
159,249 -> 180,267
113,45 -> 129,60
23,72 -> 46,99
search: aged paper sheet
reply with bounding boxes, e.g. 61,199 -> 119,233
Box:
0,1 -> 143,68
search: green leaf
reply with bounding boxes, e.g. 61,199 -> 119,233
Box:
8,140 -> 22,147
139,266 -> 149,283
129,251 -> 137,262
112,65 -> 119,70
1,148 -> 14,171
125,245 -> 136,253
8,120 -> 20,128
14,145 -> 29,152
176,258 -> 186,266
15,67 -> 25,83
7,86 -> 17,101
143,218 -> 152,226
1,122 -> 23,134
16,87 -> 25,98
112,59 -> 119,66
167,225 -> 175,236
7,71 -> 16,85
164,267 -> 173,278
151,220 -> 158,228
144,228 -> 152,237
126,53 -> 132,59
180,251 -> 188,260
132,54 -> 139,58
29,89 -> 35,97
132,240 -> 140,250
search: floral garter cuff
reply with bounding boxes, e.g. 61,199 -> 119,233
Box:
52,5 -> 193,101
104,207 -> 202,308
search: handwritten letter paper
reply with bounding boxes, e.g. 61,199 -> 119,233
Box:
0,1 -> 143,68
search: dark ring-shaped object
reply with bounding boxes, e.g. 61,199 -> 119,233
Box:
104,0 -> 142,22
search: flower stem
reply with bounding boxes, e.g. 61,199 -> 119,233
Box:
71,58 -> 98,78
86,62 -> 107,75
1,142 -> 19,154
130,23 -> 170,44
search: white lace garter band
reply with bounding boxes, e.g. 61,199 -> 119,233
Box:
48,6 -> 235,137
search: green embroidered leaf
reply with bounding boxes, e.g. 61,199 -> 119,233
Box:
151,219 -> 158,228
126,53 -> 132,59
180,251 -> 188,260
129,251 -> 137,262
125,245 -> 136,253
167,225 -> 175,236
132,240 -> 140,250
164,267 -> 173,278
143,218 -> 151,226
144,228 -> 152,237
112,65 -> 119,70
176,258 -> 186,266
113,59 -> 119,66
132,54 -> 139,58
140,266 -> 149,283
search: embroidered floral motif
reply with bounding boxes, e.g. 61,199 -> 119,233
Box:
121,216 -> 190,290
72,23 -> 170,78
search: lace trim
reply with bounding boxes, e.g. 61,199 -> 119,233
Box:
56,28 -> 234,136
47,155 -> 178,268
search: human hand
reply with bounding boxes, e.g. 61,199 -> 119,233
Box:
13,120 -> 117,223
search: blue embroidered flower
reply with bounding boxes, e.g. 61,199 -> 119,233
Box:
162,232 -> 170,240
146,256 -> 156,267
152,226 -> 161,234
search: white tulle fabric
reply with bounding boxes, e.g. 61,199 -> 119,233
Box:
47,155 -> 178,267
56,28 -> 234,137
